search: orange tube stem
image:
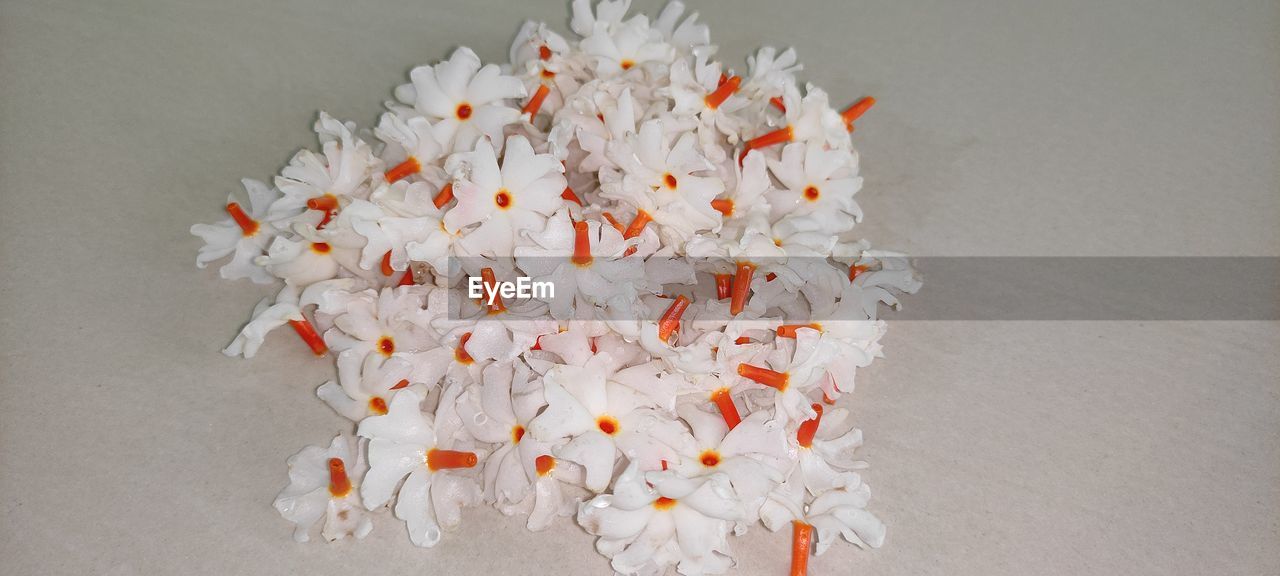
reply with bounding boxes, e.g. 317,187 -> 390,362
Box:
657,295 -> 690,342
572,220 -> 593,267
426,448 -> 478,471
522,84 -> 551,118
455,332 -> 474,364
288,318 -> 328,356
328,458 -> 352,497
225,202 -> 259,236
561,186 -> 583,206
710,198 -> 734,217
623,210 -> 652,239
745,126 -> 794,152
841,97 -> 876,131
737,363 -> 789,391
714,274 -> 732,300
704,75 -> 741,109
385,156 -> 421,183
711,388 -> 741,430
791,521 -> 814,576
306,194 -> 338,213
601,212 -> 624,233
380,250 -> 395,276
796,403 -> 823,448
776,323 -> 822,339
432,183 -> 454,209
729,262 -> 755,315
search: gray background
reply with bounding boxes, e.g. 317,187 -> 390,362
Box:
1,0 -> 1277,574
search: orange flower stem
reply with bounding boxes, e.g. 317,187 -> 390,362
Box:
729,261 -> 755,315
704,75 -> 741,109
454,332 -> 475,364
796,403 -> 824,448
790,521 -> 814,576
770,96 -> 787,113
328,458 -> 352,497
744,126 -> 793,152
657,295 -> 690,342
737,363 -> 789,391
711,388 -> 741,430
522,84 -> 551,118
426,448 -> 478,471
305,194 -> 339,228
714,274 -> 732,300
432,183 -> 455,209
601,212 -> 624,233
561,186 -> 583,206
623,210 -> 652,239
380,251 -> 395,276
288,318 -> 328,356
225,202 -> 259,236
384,156 -> 421,182
306,195 -> 338,213
776,323 -> 822,339
841,96 -> 876,131
571,221 -> 593,267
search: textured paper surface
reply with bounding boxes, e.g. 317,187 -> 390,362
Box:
1,0 -> 1277,574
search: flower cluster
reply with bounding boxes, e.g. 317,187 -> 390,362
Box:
192,1 -> 919,575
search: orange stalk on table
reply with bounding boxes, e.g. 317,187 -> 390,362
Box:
288,317 -> 328,356
790,521 -> 813,576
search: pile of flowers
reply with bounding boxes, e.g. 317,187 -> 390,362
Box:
191,1 -> 919,574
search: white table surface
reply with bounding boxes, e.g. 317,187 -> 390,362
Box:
1,0 -> 1277,574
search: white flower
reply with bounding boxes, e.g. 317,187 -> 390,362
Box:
604,119 -> 723,245
374,110 -> 444,183
741,84 -> 847,157
733,329 -> 835,423
766,140 -> 863,225
443,135 -> 567,256
808,482 -> 885,553
672,404 -> 790,523
366,179 -> 457,276
257,231 -> 359,287
456,359 -> 584,530
653,1 -> 711,52
222,284 -> 331,358
191,179 -> 279,284
668,53 -> 748,158
273,435 -> 373,542
268,112 -> 378,227
578,462 -> 743,576
742,46 -> 802,103
528,353 -> 689,491
394,47 -> 526,153
792,404 -> 869,496
324,287 -> 438,366
357,388 -> 482,547
317,353 -> 415,420
579,15 -> 674,78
